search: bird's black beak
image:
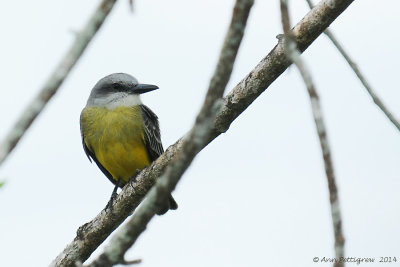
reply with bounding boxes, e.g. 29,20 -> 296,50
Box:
132,84 -> 159,94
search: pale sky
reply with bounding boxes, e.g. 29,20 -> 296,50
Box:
0,0 -> 399,266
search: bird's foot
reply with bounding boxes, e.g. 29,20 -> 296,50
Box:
129,169 -> 142,186
104,190 -> 118,210
105,180 -> 120,210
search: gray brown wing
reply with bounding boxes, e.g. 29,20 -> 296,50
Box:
141,105 -> 178,212
140,105 -> 164,161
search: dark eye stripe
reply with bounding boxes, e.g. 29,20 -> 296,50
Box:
112,83 -> 125,91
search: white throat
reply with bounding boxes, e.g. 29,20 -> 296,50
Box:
88,92 -> 142,109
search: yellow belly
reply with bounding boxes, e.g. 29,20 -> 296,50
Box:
81,106 -> 150,183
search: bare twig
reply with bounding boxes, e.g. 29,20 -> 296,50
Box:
306,0 -> 400,132
121,259 -> 141,265
280,0 -> 345,265
85,1 -> 254,266
51,1 -> 354,266
129,0 -> 134,12
0,0 -> 118,166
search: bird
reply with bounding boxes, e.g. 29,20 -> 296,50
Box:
80,73 -> 177,215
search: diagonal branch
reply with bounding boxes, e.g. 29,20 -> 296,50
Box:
85,1 -> 254,266
0,0 -> 119,166
280,0 -> 345,265
50,1 -> 355,266
306,0 -> 400,132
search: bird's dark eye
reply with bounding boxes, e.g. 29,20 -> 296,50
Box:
112,83 -> 125,91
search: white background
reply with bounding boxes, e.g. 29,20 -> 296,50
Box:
0,0 -> 399,266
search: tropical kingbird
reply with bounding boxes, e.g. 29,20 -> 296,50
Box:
80,73 -> 177,215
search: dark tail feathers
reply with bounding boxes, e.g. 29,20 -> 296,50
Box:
156,194 -> 178,215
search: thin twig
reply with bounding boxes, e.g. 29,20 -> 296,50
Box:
129,0 -> 134,12
85,1 -> 254,266
280,0 -> 345,266
51,1 -> 354,266
0,0 -> 118,166
306,0 -> 400,132
121,259 -> 141,265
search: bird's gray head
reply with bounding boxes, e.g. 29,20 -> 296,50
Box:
86,73 -> 159,108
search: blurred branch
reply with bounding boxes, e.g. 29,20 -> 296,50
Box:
51,0 -> 354,266
306,0 -> 400,132
85,0 -> 254,266
0,0 -> 118,166
129,0 -> 134,12
280,0 -> 345,265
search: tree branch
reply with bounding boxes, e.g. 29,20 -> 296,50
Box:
305,0 -> 400,132
280,0 -> 344,265
129,0 -> 134,12
0,0 -> 118,166
85,0 -> 254,266
50,1 -> 355,266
